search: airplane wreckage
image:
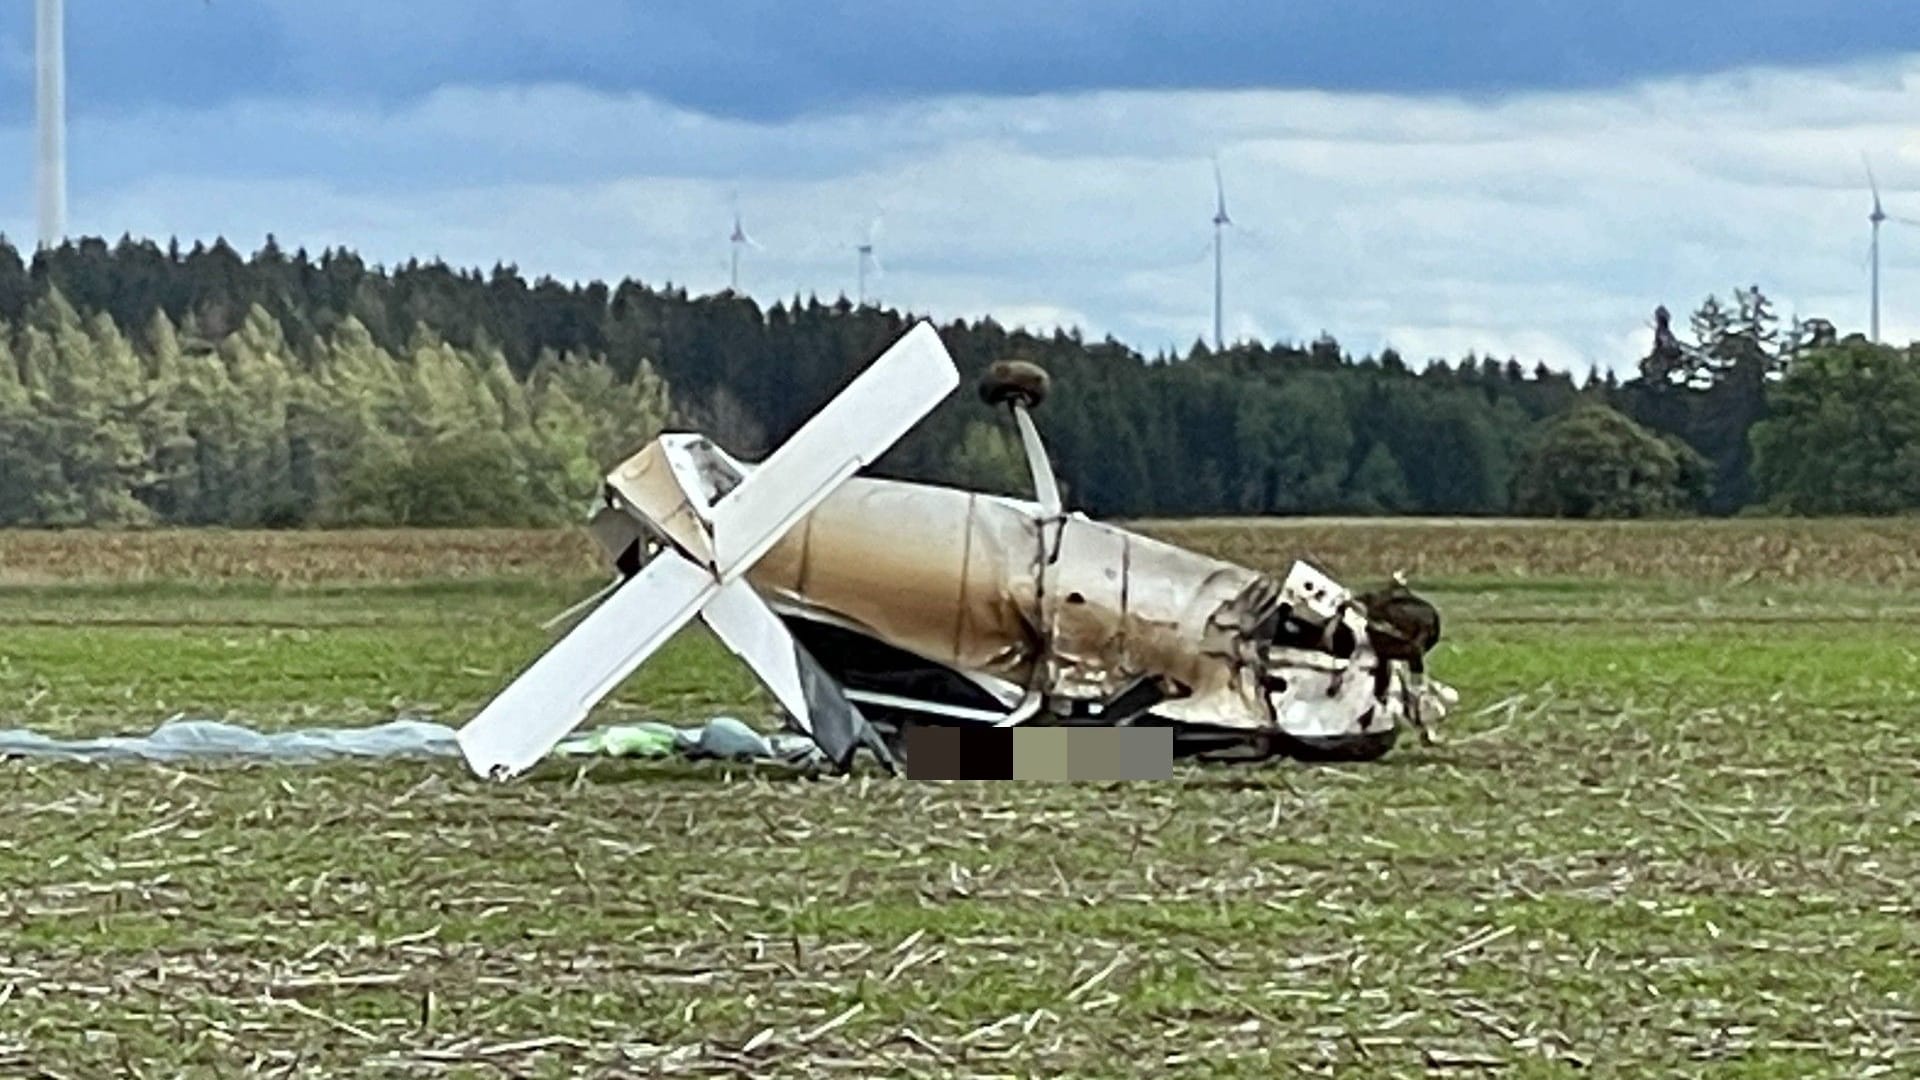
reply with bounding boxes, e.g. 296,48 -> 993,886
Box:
456,321 -> 1457,780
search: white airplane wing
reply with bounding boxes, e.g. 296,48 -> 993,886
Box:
455,548 -> 716,780
710,320 -> 957,575
454,320 -> 959,780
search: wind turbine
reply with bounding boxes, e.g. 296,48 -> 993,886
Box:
855,215 -> 883,306
1211,156 -> 1231,351
727,194 -> 760,293
1867,154 -> 1887,343
35,0 -> 66,250
1862,154 -> 1920,343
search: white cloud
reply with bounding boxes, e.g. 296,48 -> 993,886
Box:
5,54 -> 1920,372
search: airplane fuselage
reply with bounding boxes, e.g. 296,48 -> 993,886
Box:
596,433 -> 1402,739
746,473 -> 1276,721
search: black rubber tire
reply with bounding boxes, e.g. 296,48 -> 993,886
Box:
978,360 -> 1051,409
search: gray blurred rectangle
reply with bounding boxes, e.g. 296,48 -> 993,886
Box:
902,723 -> 966,780
902,723 -> 1173,781
1013,725 -> 1171,780
1011,726 -> 1071,780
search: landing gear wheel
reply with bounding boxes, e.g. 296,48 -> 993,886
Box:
978,360 -> 1051,410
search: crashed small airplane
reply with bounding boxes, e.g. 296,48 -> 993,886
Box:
456,320 -> 1456,780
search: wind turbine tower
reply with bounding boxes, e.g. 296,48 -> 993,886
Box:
1859,155 -> 1920,341
855,216 -> 882,306
35,0 -> 66,250
1868,155 -> 1886,343
1211,158 -> 1231,351
728,197 -> 757,293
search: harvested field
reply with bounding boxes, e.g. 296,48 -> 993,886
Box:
0,528 -> 603,586
1141,516 -> 1920,587
8,516 -> 1920,587
3,520 -> 1919,1076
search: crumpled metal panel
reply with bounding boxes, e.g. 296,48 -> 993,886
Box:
1035,514 -> 1133,700
601,436 -> 722,569
1038,514 -> 1273,724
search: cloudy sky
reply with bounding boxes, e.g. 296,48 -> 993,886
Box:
3,1 -> 1920,373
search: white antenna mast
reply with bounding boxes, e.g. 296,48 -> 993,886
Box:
1211,156 -> 1231,351
35,0 -> 66,250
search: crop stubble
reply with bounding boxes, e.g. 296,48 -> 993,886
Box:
2,519 -> 1918,1076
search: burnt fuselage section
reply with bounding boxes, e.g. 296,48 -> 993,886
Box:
588,434 -> 1451,761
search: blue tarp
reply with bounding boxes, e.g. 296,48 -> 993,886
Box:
0,715 -> 826,768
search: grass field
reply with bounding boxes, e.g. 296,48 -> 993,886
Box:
4,521 -> 1920,1076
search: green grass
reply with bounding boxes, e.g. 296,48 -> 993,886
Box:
0,580 -> 765,736
4,554 -> 1920,1076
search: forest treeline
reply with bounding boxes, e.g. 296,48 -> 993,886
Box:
0,234 -> 1912,527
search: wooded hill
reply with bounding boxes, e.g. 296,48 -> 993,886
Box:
0,235 -> 1906,527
